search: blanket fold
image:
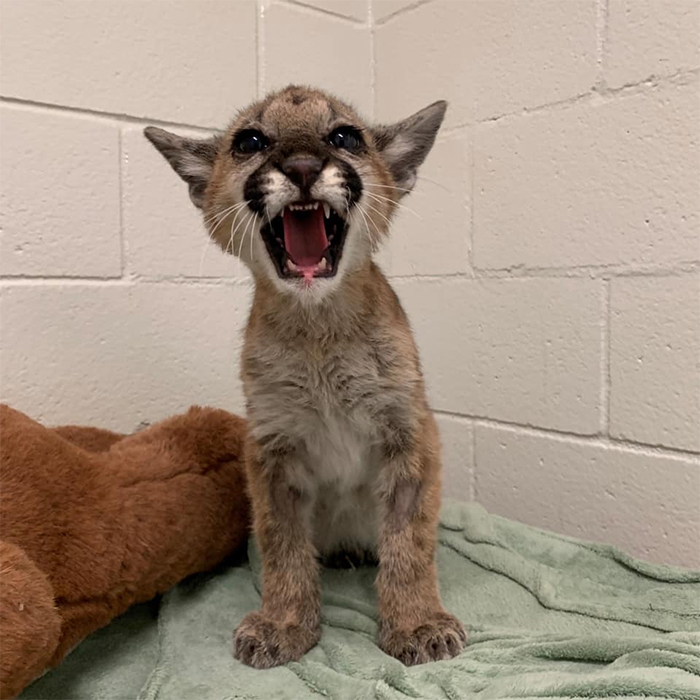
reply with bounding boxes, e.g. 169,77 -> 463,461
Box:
22,502 -> 700,700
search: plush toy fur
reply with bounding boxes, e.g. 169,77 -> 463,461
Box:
0,404 -> 250,699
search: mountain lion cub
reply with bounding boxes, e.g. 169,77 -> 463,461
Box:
145,85 -> 465,668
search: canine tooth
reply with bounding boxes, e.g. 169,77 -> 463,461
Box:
286,259 -> 299,272
317,258 -> 328,271
323,203 -> 330,219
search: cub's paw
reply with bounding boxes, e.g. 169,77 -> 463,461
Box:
380,612 -> 467,666
233,611 -> 320,669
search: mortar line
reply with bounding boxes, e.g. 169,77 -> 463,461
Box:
600,66 -> 699,94
599,279 -> 611,435
467,125 -> 475,275
7,264 -> 694,287
388,263 -> 700,283
595,0 -> 610,90
4,68 -> 694,140
470,421 -> 477,502
442,67 -> 699,135
374,0 -> 433,26
0,96 -> 221,134
0,277 -> 133,286
445,92 -> 595,135
0,276 -> 253,288
369,0 -> 376,121
117,129 -> 126,277
278,0 -> 367,25
433,409 -> 700,461
129,275 -> 254,287
255,0 -> 263,99
471,263 -> 700,279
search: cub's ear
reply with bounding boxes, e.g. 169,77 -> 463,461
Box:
143,126 -> 222,209
371,101 -> 447,194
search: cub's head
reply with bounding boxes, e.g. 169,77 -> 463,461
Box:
145,85 -> 446,300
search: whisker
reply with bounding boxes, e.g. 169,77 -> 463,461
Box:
230,210 -> 253,251
203,208 -> 229,231
206,202 -> 249,244
346,189 -> 372,242
225,209 -> 252,278
371,177 -> 450,193
249,212 -> 257,263
202,209 -> 226,231
230,212 -> 240,277
236,210 -> 256,260
415,175 -> 450,192
244,212 -> 257,271
355,202 -> 381,248
365,191 -> 422,220
361,200 -> 394,230
354,203 -> 371,240
345,190 -> 384,249
224,209 -> 241,256
224,229 -> 234,255
234,211 -> 255,278
199,203 -> 244,275
203,201 -> 246,231
233,211 -> 252,256
367,183 -> 416,195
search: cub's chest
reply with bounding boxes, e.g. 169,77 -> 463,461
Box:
247,343 -> 385,487
248,341 -> 384,423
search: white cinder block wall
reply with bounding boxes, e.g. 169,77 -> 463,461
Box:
1,0 -> 698,567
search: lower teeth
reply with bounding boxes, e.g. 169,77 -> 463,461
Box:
284,258 -> 329,274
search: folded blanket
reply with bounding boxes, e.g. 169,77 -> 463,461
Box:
23,502 -> 700,700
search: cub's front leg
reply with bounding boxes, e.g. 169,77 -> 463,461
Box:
376,414 -> 466,665
233,436 -> 321,668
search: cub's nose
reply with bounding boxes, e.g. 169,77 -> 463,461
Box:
281,156 -> 324,193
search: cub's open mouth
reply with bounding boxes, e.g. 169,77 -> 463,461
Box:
259,201 -> 347,280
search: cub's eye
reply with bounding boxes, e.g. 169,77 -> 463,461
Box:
328,126 -> 363,152
232,129 -> 269,155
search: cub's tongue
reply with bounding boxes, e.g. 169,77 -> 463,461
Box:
283,207 -> 328,270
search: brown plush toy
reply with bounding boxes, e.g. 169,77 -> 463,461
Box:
0,404 -> 250,699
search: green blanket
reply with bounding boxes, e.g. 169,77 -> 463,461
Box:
23,502 -> 700,700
